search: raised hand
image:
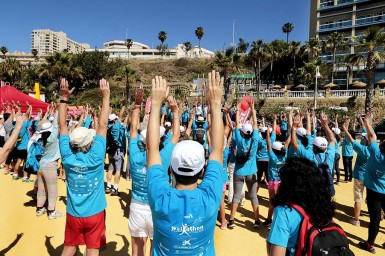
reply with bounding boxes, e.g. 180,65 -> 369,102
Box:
206,70 -> 223,106
320,112 -> 329,126
14,115 -> 26,129
292,115 -> 301,128
342,118 -> 350,132
59,78 -> 75,100
151,76 -> 169,106
99,79 -> 110,99
168,96 -> 179,114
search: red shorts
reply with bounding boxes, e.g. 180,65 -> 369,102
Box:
64,211 -> 106,248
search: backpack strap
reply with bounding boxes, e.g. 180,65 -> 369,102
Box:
314,154 -> 322,165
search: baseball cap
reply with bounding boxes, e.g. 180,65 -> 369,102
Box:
197,116 -> 205,122
361,133 -> 369,140
48,116 -> 55,122
272,141 -> 284,151
241,123 -> 253,135
180,126 -> 185,133
296,127 -> 307,137
260,127 -> 273,133
38,121 -> 53,133
313,136 -> 328,149
108,114 -> 118,121
70,127 -> 96,148
165,122 -> 171,127
171,140 -> 205,177
332,127 -> 341,135
140,127 -> 166,142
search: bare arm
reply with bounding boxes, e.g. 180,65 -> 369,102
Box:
320,112 -> 335,146
130,108 -> 140,139
364,112 -> 376,143
58,78 -> 75,135
25,102 -> 32,119
185,109 -> 195,137
250,100 -> 258,130
306,110 -> 311,135
290,115 -> 301,151
236,101 -> 241,129
169,96 -> 180,145
77,106 -> 86,128
266,125 -> 272,151
272,114 -> 277,133
342,119 -> 354,143
0,116 -> 25,163
97,79 -> 111,138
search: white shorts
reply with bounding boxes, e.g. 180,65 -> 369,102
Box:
353,179 -> 365,203
128,200 -> 153,239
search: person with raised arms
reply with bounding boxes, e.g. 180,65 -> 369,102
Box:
146,71 -> 224,255
59,78 -> 110,256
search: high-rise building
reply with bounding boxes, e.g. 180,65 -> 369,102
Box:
310,0 -> 385,85
31,29 -> 90,55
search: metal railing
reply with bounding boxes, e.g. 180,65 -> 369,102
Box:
235,89 -> 385,99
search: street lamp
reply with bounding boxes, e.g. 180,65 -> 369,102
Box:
314,66 -> 321,109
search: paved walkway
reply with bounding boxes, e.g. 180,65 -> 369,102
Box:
1,169 -> 385,256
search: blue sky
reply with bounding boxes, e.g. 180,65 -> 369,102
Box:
2,0 -> 310,53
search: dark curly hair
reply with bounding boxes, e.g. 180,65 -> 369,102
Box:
273,157 -> 335,225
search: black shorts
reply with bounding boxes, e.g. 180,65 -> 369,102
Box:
5,149 -> 27,165
0,136 -> 5,147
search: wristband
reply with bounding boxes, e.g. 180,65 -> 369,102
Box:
60,99 -> 68,104
293,128 -> 297,131
135,105 -> 140,109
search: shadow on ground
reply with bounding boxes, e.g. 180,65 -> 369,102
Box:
0,233 -> 24,256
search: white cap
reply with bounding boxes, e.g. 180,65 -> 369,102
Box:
272,141 -> 284,151
108,114 -> 118,121
197,116 -> 205,122
313,136 -> 328,149
165,122 -> 171,127
0,114 -> 3,119
140,127 -> 166,142
362,133 -> 369,140
332,127 -> 341,135
180,126 -> 185,133
241,123 -> 253,135
38,121 -> 53,133
260,127 -> 272,133
296,127 -> 307,137
48,116 -> 55,122
171,140 -> 205,177
70,127 -> 96,148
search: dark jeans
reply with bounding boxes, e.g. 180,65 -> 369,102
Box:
342,156 -> 353,181
333,153 -> 341,183
257,161 -> 269,183
366,188 -> 385,244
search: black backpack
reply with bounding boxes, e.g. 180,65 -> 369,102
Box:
194,122 -> 205,145
236,140 -> 254,165
315,154 -> 335,197
291,204 -> 354,256
106,126 -> 118,154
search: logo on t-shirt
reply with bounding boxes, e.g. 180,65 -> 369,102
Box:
171,223 -> 204,236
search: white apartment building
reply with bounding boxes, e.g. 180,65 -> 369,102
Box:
85,40 -> 214,59
31,29 -> 90,55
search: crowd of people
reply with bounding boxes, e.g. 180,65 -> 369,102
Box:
0,70 -> 385,255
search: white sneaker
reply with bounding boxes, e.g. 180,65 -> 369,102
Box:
350,218 -> 360,226
48,211 -> 64,220
36,207 -> 47,217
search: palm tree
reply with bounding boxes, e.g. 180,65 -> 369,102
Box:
246,40 -> 266,95
282,23 -> 294,43
195,27 -> 204,55
304,37 -> 321,60
344,54 -> 365,86
0,46 -> 8,59
158,31 -> 167,56
212,47 -> 241,100
120,66 -> 136,102
286,41 -> 301,69
265,43 -> 279,84
236,38 -> 249,54
182,41 -> 192,57
125,39 -> 133,59
32,49 -> 39,60
355,26 -> 385,111
326,32 -> 350,83
0,58 -> 23,85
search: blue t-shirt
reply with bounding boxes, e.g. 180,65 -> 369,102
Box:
181,111 -> 189,123
296,144 -> 336,172
59,134 -> 107,217
268,149 -> 287,182
268,206 -> 303,256
16,121 -> 30,150
342,137 -> 353,157
129,138 -> 175,204
353,141 -> 370,180
82,116 -> 92,129
287,134 -> 312,159
257,132 -> 276,161
147,160 -> 223,256
281,121 -> 288,131
335,138 -> 341,155
222,148 -> 229,183
233,128 -> 259,176
363,142 -> 385,194
228,139 -> 236,164
109,120 -> 124,148
192,121 -> 208,148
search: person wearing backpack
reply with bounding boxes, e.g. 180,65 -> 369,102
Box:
228,99 -> 261,229
192,116 -> 208,146
358,112 -> 385,254
291,112 -> 336,197
267,157 -> 353,256
35,113 -> 63,220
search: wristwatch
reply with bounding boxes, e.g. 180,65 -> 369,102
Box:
60,99 -> 68,104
